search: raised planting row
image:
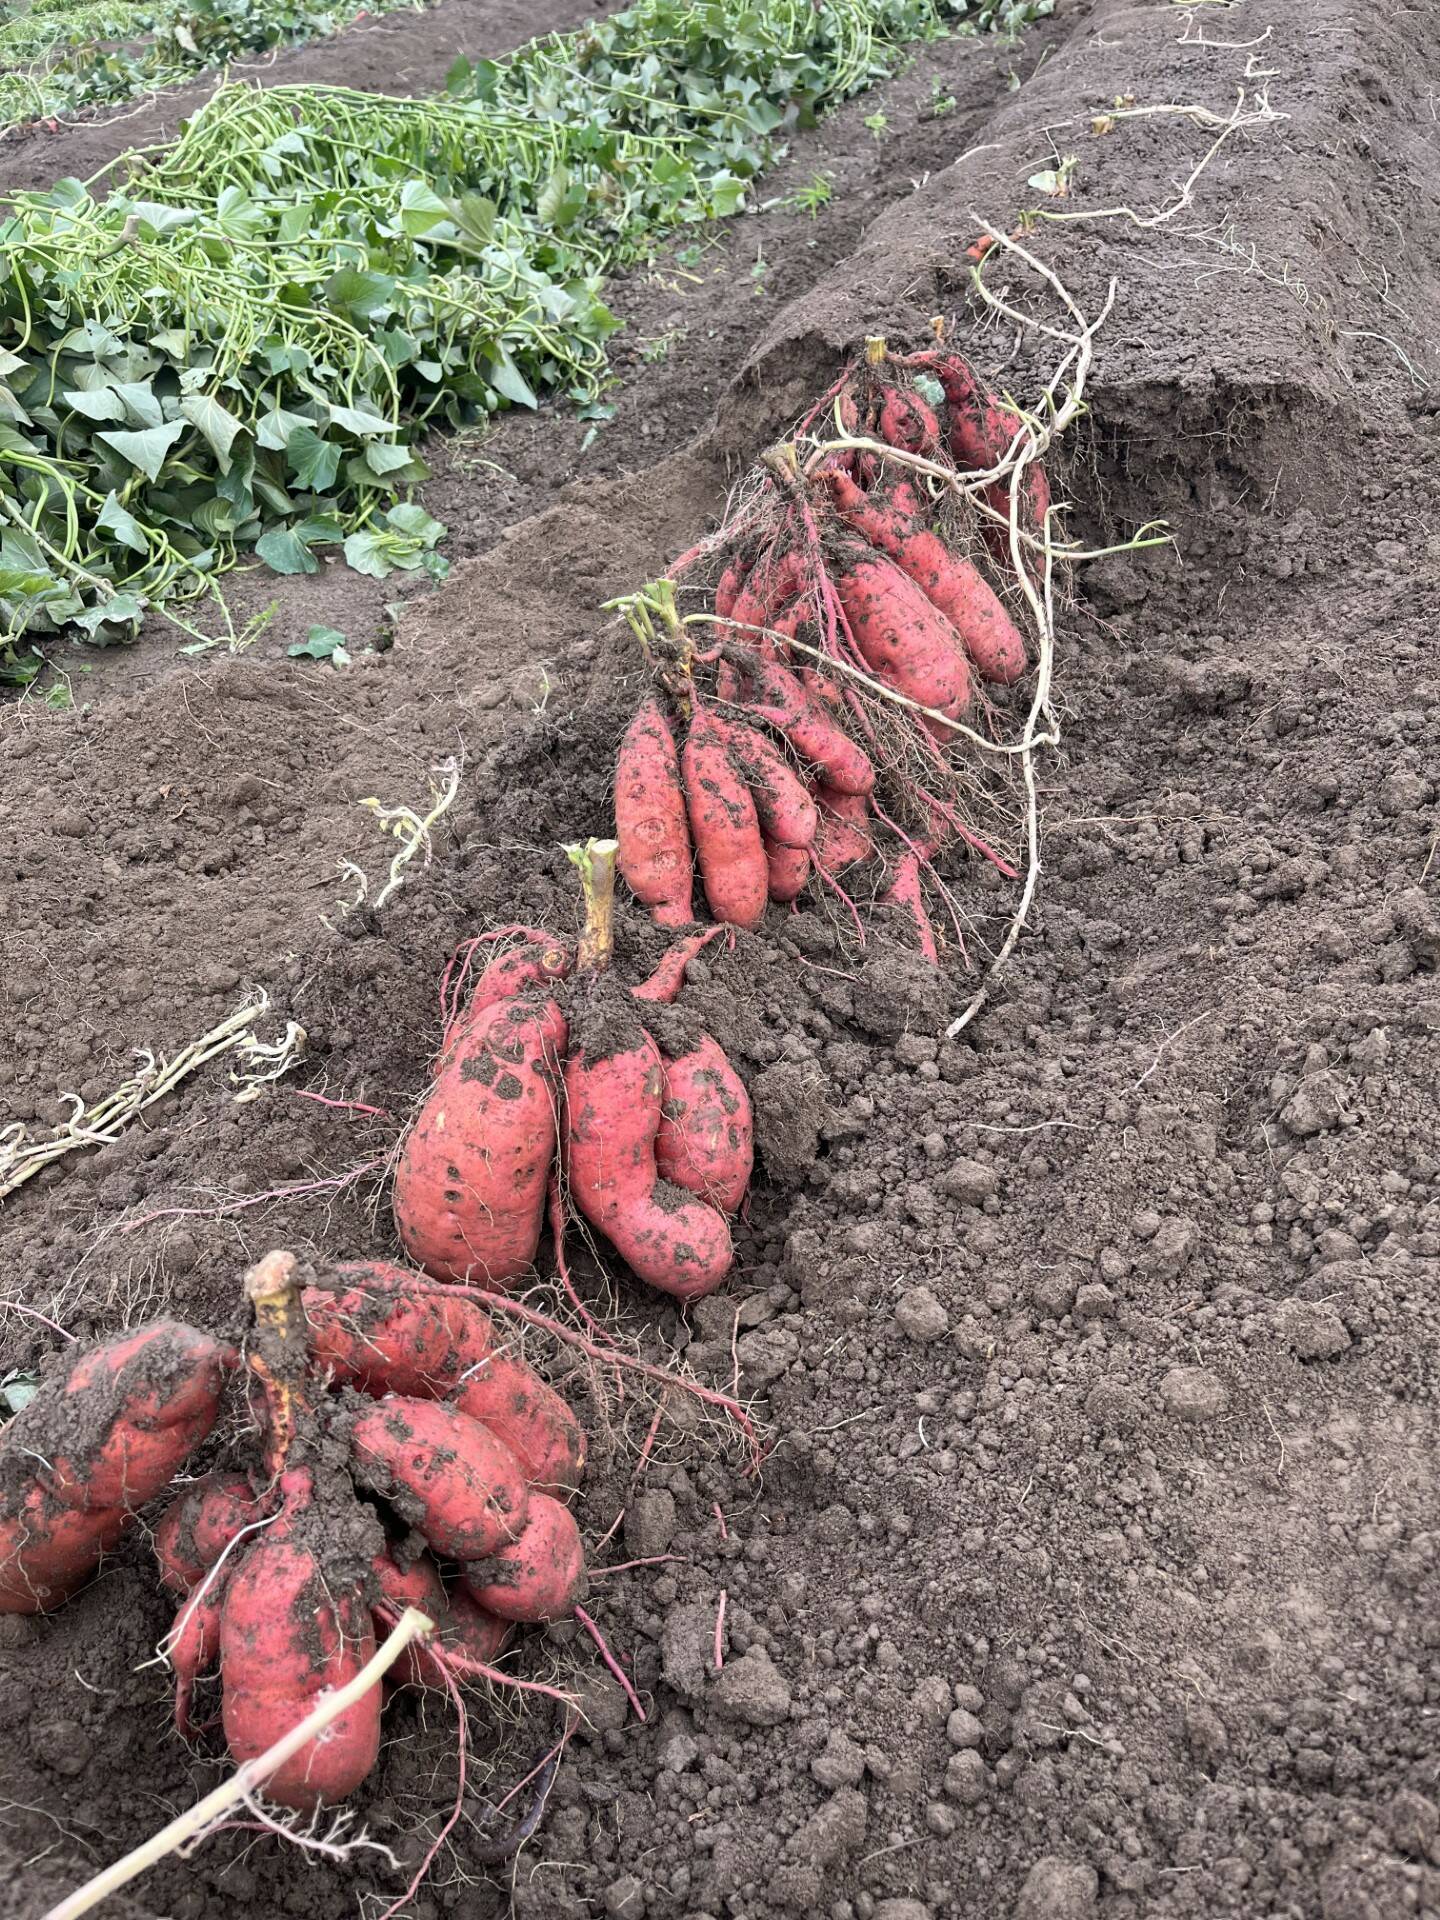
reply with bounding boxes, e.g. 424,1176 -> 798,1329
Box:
0,0 -> 1050,681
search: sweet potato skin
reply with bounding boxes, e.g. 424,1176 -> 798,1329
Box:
764,836 -> 810,903
348,1397 -> 529,1560
565,1033 -> 734,1302
681,703 -> 768,932
154,1472 -> 259,1595
306,1268 -> 584,1495
616,696 -> 693,929
393,994 -> 567,1289
221,1533 -> 380,1809
655,1035 -> 753,1215
813,786 -> 873,873
720,720 -> 818,850
462,933 -> 572,1027
834,545 -> 973,725
826,469 -> 1026,686
0,1490 -> 125,1614
731,653 -> 875,797
462,1492 -> 586,1623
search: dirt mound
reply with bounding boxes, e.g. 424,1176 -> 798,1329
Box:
5,0 -> 1440,1915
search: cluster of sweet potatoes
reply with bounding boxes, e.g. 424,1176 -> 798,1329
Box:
393,857 -> 753,1303
612,338 -> 1049,958
1,1250 -> 590,1810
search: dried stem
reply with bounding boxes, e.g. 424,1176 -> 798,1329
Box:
565,838 -> 619,975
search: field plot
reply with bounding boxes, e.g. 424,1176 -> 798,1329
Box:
3,0 -> 1440,1918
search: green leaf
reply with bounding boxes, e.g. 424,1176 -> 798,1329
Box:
256,407 -> 314,452
96,420 -> 186,483
285,426 -> 341,492
451,192 -> 496,247
399,180 -> 450,236
111,381 -> 164,429
342,531 -> 393,579
363,440 -> 416,476
180,393 -> 245,468
385,503 -> 444,546
536,164 -> 570,226
487,345 -> 537,410
1,1371 -> 40,1416
325,267 -> 396,323
63,386 -> 126,423
96,490 -> 148,554
327,402 -> 393,438
289,624 -> 350,662
73,591 -> 145,636
256,528 -> 319,575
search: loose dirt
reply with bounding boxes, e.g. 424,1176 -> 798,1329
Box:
4,1 -> 1440,1917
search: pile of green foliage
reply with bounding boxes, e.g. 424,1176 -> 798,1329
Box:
0,0 -> 1049,678
0,0 -> 418,132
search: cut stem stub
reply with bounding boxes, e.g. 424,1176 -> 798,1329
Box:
244,1249 -> 310,1475
565,838 -> 619,975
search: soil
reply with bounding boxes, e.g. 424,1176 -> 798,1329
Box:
4,1 -> 1440,1918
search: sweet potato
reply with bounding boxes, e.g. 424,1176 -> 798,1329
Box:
0,1490 -> 125,1614
655,1035 -> 753,1214
825,468 -> 1026,686
630,924 -> 729,1005
814,786 -> 873,873
681,702 -> 767,932
877,383 -> 941,456
34,1322 -> 231,1514
393,993 -> 567,1289
720,719 -> 818,850
0,1320 -> 231,1614
833,544 -> 973,730
307,1264 -> 585,1494
220,1472 -> 379,1809
909,348 -> 1051,553
154,1472 -> 259,1595
462,1491 -> 586,1624
464,932 -> 573,1024
883,850 -> 939,964
565,1030 -> 734,1301
348,1397 -> 529,1560
616,696 -> 693,929
729,652 -> 874,797
730,549 -> 804,638
170,1578 -> 227,1738
450,1361 -> 584,1501
713,552 -> 751,621
764,835 -> 810,903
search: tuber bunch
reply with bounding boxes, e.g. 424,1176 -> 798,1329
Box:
393,847 -> 753,1303
4,1250 -> 593,1811
607,335 -> 1046,955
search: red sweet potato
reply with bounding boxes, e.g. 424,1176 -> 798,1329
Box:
877,383 -> 941,455
154,1472 -> 259,1595
40,1322 -> 231,1513
730,550 -> 804,638
764,836 -> 810,903
730,653 -> 874,797
833,544 -> 974,730
1,1321 -> 231,1613
304,1269 -> 585,1498
0,1491 -> 125,1614
349,1397 -> 529,1560
372,1549 -> 514,1681
393,993 -> 567,1289
681,702 -> 767,932
630,924 -> 729,1005
565,1032 -> 734,1301
814,786 -> 873,873
655,1035 -> 753,1214
464,932 -> 573,1025
170,1578 -> 227,1738
462,1491 -> 586,1624
720,720 -> 818,849
220,1473 -> 379,1809
713,553 -> 750,621
616,696 -> 693,929
910,349 -> 1051,553
826,468 -> 1026,686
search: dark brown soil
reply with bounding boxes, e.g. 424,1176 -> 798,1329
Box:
5,1 -> 1440,1917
